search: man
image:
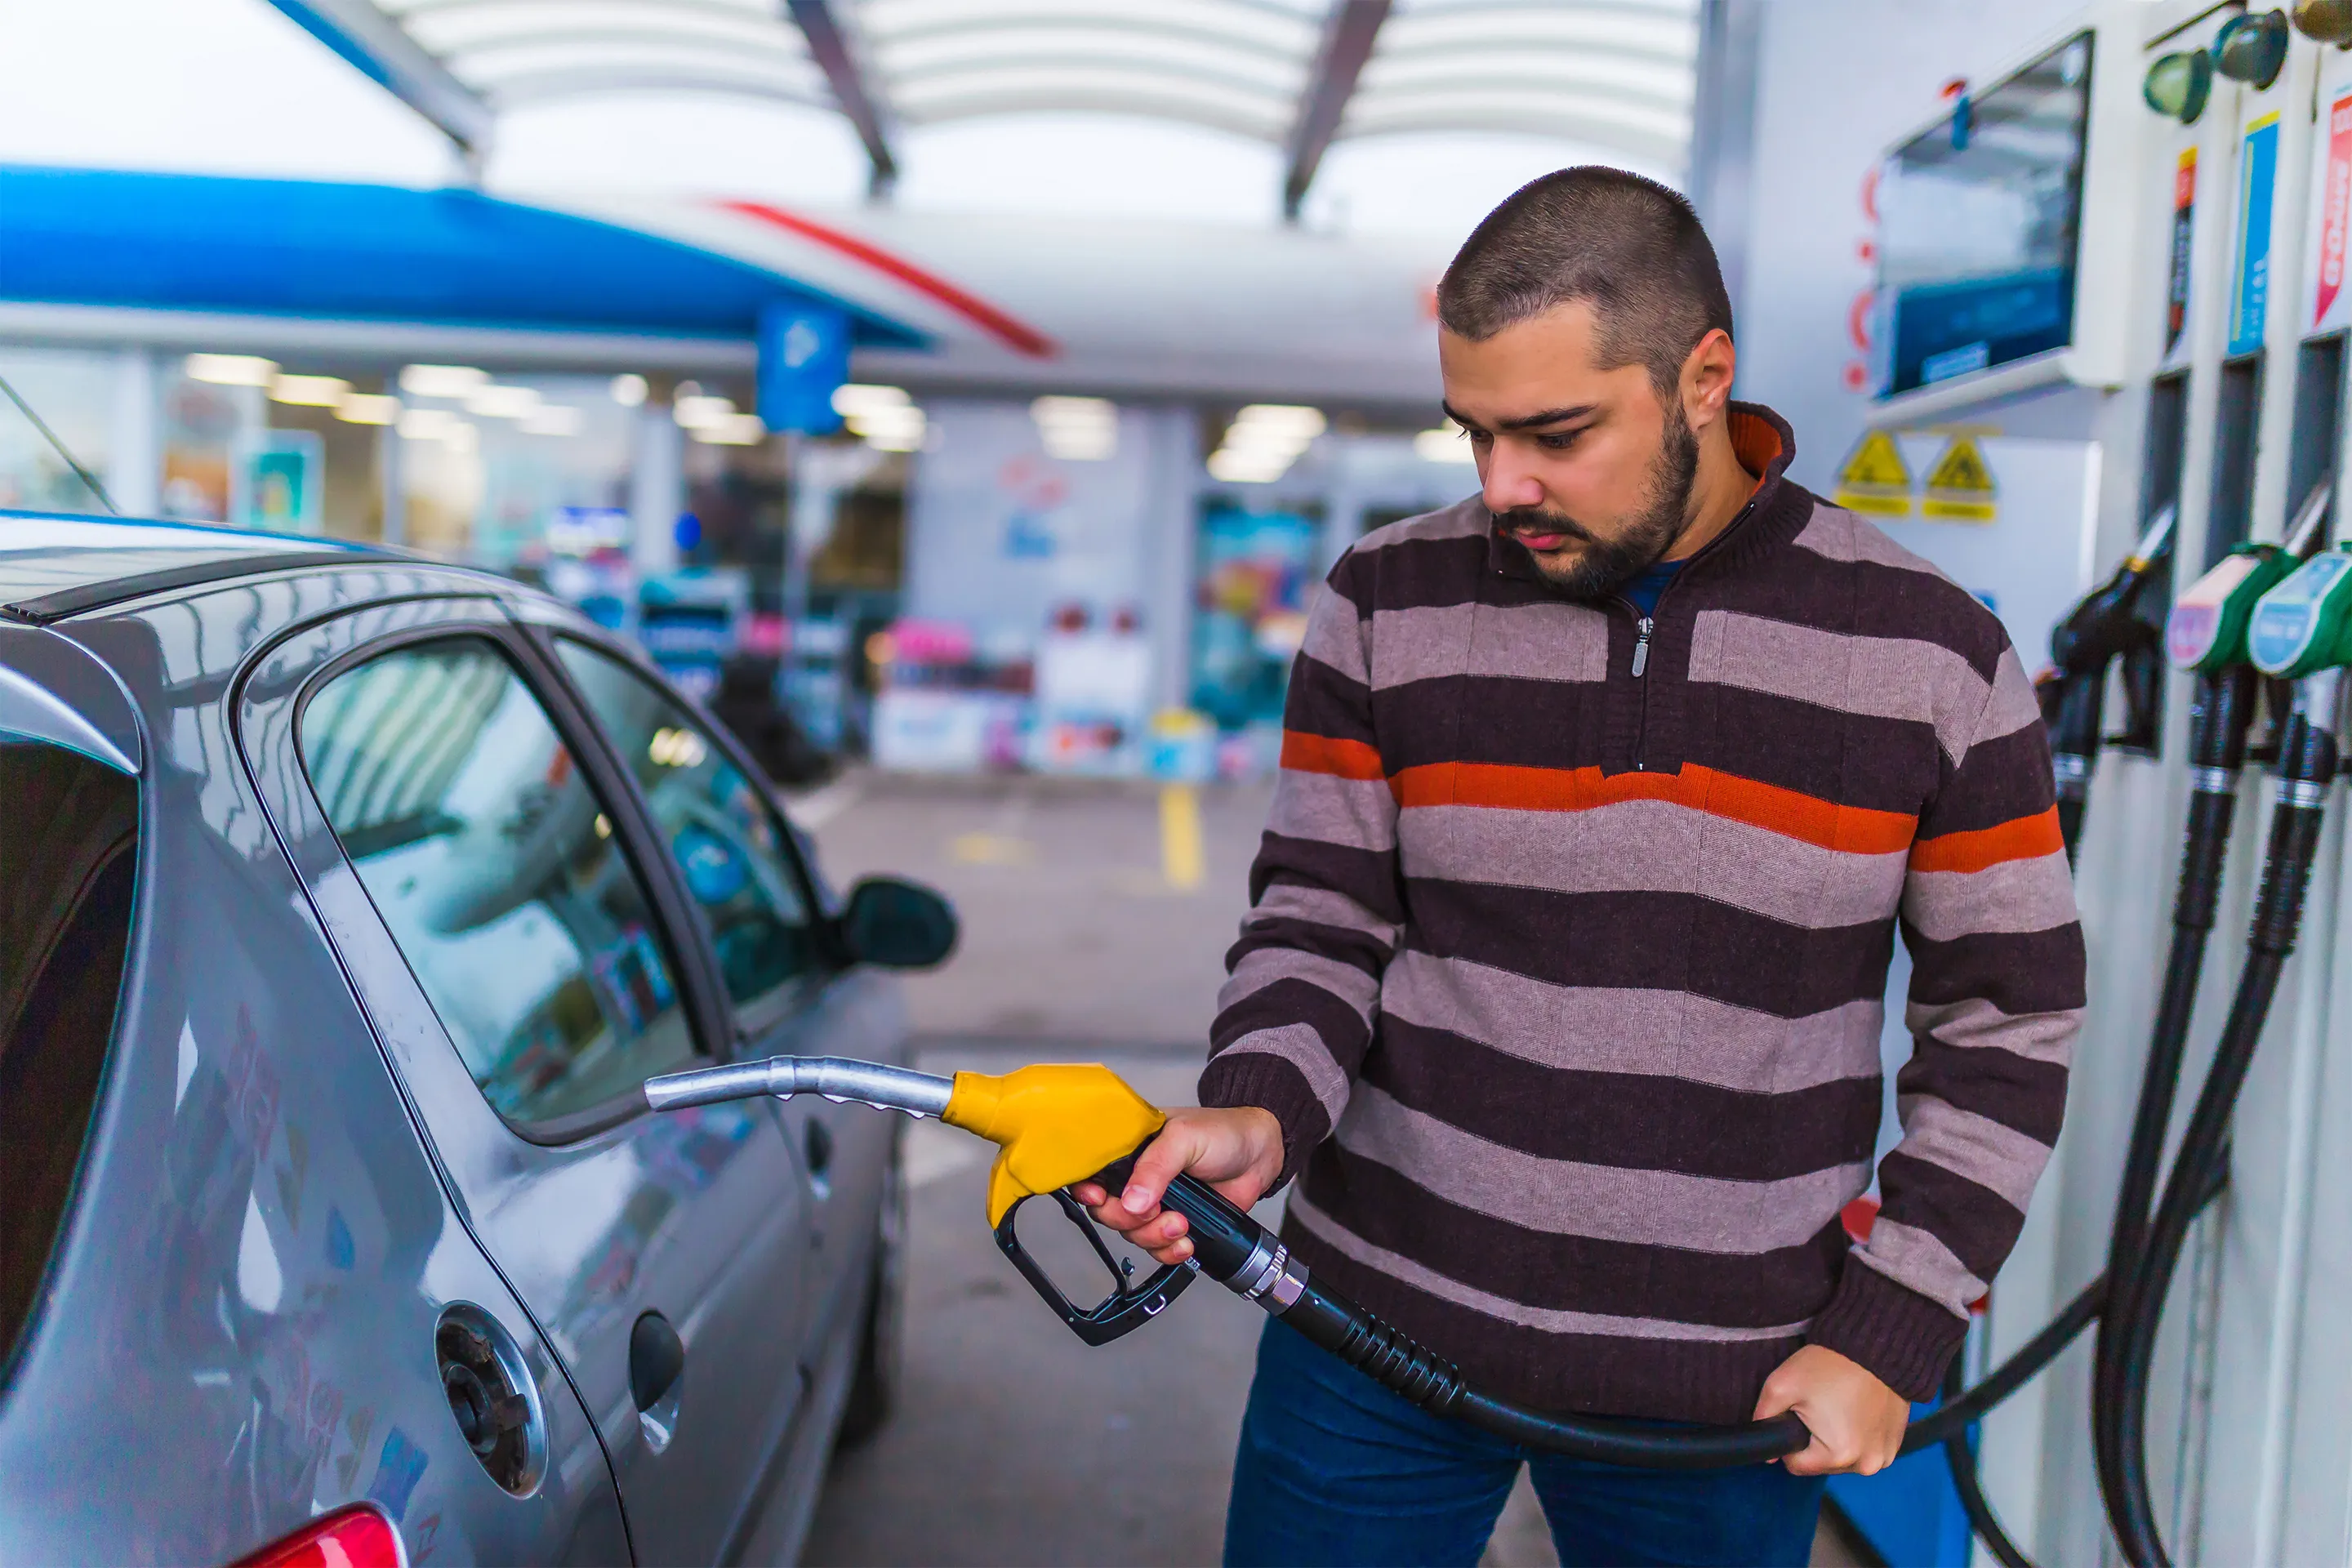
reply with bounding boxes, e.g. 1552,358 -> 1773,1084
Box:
1076,168 -> 2082,1566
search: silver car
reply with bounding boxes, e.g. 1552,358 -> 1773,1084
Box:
0,514 -> 952,1566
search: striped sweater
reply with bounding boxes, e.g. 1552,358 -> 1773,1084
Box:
1199,404 -> 2082,1422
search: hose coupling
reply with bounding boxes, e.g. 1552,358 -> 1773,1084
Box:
1226,1232 -> 1310,1314
2276,777 -> 2331,809
2189,765 -> 2239,797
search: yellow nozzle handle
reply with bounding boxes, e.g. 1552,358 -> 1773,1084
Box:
940,1063 -> 1168,1226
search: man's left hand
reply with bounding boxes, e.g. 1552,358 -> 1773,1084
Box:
1752,1346 -> 1910,1476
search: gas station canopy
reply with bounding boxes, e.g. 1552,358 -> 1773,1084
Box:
276,0 -> 1699,212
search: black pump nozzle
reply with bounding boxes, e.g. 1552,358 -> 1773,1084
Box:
2045,507 -> 2177,857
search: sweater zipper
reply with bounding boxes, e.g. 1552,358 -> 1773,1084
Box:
1619,598 -> 1655,770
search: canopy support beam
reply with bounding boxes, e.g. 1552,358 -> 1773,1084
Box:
270,0 -> 494,168
1281,0 -> 1392,222
786,0 -> 900,198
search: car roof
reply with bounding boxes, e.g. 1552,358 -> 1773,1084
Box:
0,510 -> 399,624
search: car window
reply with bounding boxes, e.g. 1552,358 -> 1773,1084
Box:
1,737 -> 137,1376
301,638 -> 700,1127
554,641 -> 821,1014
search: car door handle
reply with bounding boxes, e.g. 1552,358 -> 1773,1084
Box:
630,1312 -> 685,1414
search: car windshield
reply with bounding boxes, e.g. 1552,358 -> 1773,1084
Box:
1,734 -> 139,1374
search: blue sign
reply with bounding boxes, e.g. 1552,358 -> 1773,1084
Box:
757,301 -> 850,433
2230,113 -> 2282,356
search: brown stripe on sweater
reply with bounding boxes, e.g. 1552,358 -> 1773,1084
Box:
1250,833 -> 1402,920
1223,942 -> 1381,1021
1400,797 -> 1909,929
1889,1093 -> 2054,1209
1365,1015 -> 1880,1180
1902,923 -> 2087,1018
1332,1085 -> 1873,1254
1919,724 -> 2062,833
1894,1037 -> 2070,1144
1409,883 -> 1898,1019
1296,1148 -> 1851,1325
1379,948 -> 1886,1093
1874,1150 -> 2030,1274
1209,1022 -> 1352,1129
1287,1191 -> 1815,1342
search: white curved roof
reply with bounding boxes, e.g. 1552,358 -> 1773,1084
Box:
366,0 -> 1698,182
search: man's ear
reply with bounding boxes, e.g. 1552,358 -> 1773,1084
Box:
1681,329 -> 1737,427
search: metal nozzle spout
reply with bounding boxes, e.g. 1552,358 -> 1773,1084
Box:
642,1054 -> 956,1118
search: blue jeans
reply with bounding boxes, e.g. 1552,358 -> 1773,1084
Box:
1224,1320 -> 1826,1568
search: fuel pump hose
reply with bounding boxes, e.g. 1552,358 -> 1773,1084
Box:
2098,703 -> 2339,1568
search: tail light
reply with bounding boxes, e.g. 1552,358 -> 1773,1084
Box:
231,1504 -> 405,1568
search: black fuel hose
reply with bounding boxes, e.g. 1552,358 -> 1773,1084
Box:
2091,669 -> 2256,1512
1942,1352 -> 2034,1568
1155,1173 -> 1814,1468
2099,709 -> 2338,1568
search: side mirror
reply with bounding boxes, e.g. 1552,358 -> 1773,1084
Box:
839,877 -> 959,969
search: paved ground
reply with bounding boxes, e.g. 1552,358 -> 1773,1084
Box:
792,772 -> 1869,1568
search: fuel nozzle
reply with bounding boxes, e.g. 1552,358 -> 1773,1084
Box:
2047,506 -> 2176,856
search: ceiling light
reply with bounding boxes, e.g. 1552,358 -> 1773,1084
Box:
2213,9 -> 2290,87
833,383 -> 911,420
1208,449 -> 1290,483
610,372 -> 648,407
1032,395 -> 1118,461
399,407 -> 460,440
270,373 -> 350,407
851,404 -> 926,452
337,393 -> 401,425
1232,404 -> 1327,439
185,353 -> 277,387
466,384 -> 541,419
522,405 -> 582,436
674,394 -> 737,430
691,412 -> 770,446
1415,424 -> 1476,464
399,363 -> 488,399
2144,50 -> 2214,122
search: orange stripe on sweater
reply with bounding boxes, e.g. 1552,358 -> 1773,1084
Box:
1280,730 -> 1387,782
1909,807 -> 2065,874
1388,761 -> 1916,856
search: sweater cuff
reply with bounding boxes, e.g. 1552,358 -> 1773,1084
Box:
1197,1050 -> 1333,1191
1806,1257 -> 1969,1402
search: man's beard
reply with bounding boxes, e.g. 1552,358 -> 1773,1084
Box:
1494,403 -> 1701,601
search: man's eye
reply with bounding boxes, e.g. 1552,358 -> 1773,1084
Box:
1537,430 -> 1584,451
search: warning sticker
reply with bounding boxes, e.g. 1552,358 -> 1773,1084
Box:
1921,435 -> 1998,522
1831,430 -> 1913,516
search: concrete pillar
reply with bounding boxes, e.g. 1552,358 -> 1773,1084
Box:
106,345 -> 161,517
629,397 -> 684,579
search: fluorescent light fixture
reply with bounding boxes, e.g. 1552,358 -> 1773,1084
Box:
270,373 -> 350,407
1208,449 -> 1290,483
847,403 -> 925,452
399,407 -> 461,440
674,394 -> 737,430
1232,404 -> 1327,439
521,404 -> 582,436
1209,403 -> 1325,484
185,353 -> 277,387
399,363 -> 488,399
1415,421 -> 1476,464
833,383 -> 911,419
691,412 -> 770,446
1032,395 -> 1117,461
466,384 -> 541,419
611,372 -> 648,407
337,393 -> 401,425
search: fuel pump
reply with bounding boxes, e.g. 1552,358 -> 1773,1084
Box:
2046,508 -> 2176,857
2097,542 -> 2352,1568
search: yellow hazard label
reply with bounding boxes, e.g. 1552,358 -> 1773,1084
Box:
1921,434 -> 1998,522
1831,430 -> 1913,516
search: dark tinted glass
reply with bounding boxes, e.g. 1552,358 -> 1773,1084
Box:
302,639 -> 698,1125
1,739 -> 138,1372
555,642 -> 819,1011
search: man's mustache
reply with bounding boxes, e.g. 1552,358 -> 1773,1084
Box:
1493,507 -> 1597,544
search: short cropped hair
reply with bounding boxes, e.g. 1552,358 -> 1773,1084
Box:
1437,167 -> 1734,397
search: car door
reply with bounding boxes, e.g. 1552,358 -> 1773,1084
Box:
239,595 -> 816,1566
538,633 -> 908,1381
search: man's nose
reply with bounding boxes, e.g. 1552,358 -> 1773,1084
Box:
1480,444 -> 1546,514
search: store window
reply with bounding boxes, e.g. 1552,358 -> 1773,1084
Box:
0,350 -> 111,514
555,641 -> 821,1014
301,639 -> 700,1127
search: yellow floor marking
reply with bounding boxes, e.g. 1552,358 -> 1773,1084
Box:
950,832 -> 1036,866
1160,783 -> 1205,890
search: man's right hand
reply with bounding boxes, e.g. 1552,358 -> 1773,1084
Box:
1071,1105 -> 1285,1266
